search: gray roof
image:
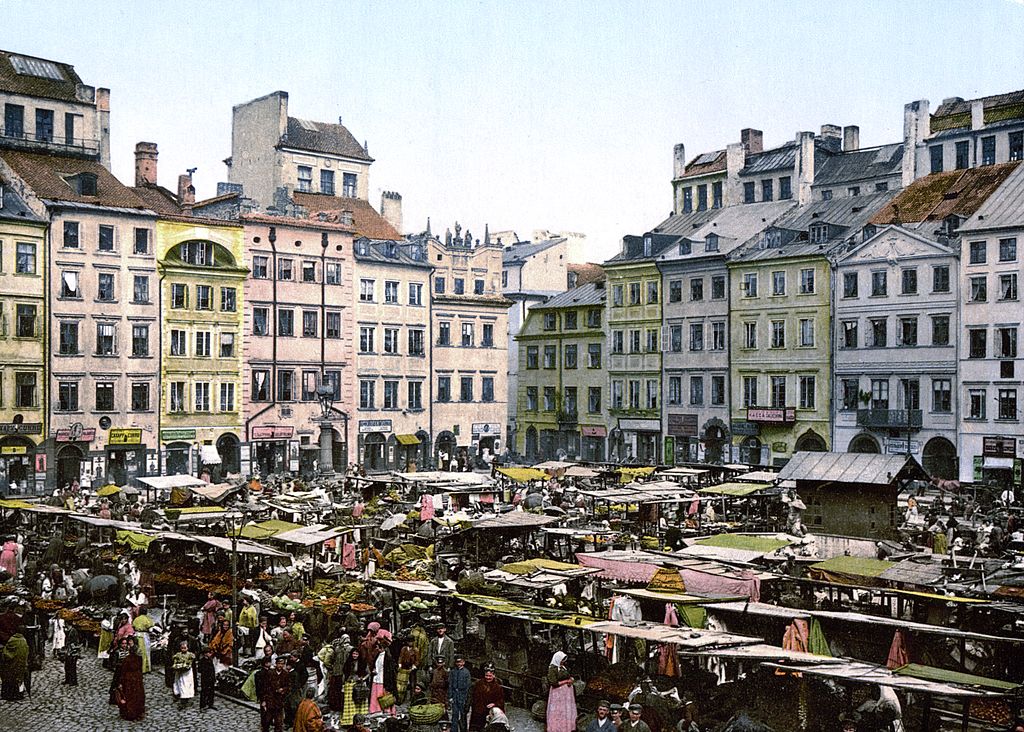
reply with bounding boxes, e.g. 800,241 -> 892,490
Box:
739,139 -> 836,177
352,237 -> 432,268
649,208 -> 720,236
776,452 -> 927,486
933,89 -> 1024,119
812,143 -> 903,187
659,200 -> 798,260
960,162 -> 1024,232
281,117 -> 373,161
502,238 -> 564,265
533,281 -> 606,310
0,177 -> 44,222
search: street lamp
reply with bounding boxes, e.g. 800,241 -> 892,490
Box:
316,385 -> 336,476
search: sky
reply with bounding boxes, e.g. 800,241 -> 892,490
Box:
5,0 -> 1024,261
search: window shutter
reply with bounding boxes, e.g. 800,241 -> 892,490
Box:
661,325 -> 670,352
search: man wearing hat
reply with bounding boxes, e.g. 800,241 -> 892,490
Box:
430,656 -> 449,705
622,704 -> 652,732
609,703 -> 624,729
838,711 -> 860,732
469,662 -> 505,731
428,622 -> 455,671
586,700 -> 614,732
448,655 -> 472,732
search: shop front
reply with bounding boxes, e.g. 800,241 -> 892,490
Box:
394,433 -> 422,471
738,408 -> 797,466
666,413 -> 699,465
702,419 -> 729,464
251,425 -> 294,477
472,422 -> 502,462
54,423 -> 98,488
617,418 -> 661,463
358,419 -> 392,474
160,428 -> 195,476
106,428 -> 145,486
435,430 -> 457,469
974,436 -> 1022,496
580,425 -> 606,462
0,433 -> 40,495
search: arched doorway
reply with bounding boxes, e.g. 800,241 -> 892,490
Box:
217,434 -> 241,476
56,443 -> 86,488
332,428 -> 346,472
363,433 -> 386,473
702,421 -> 729,464
435,430 -> 457,470
540,430 -> 557,461
849,433 -> 880,454
922,437 -> 957,480
740,437 -> 763,465
794,431 -> 827,453
165,441 -> 190,476
524,427 -> 538,462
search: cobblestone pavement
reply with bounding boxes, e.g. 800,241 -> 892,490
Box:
0,651 -> 259,732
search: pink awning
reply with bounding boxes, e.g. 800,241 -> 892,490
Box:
581,426 -> 607,438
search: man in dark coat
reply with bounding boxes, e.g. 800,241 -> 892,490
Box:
198,646 -> 217,710
448,656 -> 472,732
469,663 -> 505,731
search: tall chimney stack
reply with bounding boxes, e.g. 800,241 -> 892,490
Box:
380,191 -> 403,235
96,87 -> 111,171
725,142 -> 746,207
902,99 -> 930,186
134,142 -> 159,187
673,143 -> 687,179
178,173 -> 195,214
740,128 -> 763,155
795,131 -> 816,205
843,126 -> 860,152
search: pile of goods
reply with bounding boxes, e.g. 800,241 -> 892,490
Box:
57,607 -> 101,634
302,580 -> 375,615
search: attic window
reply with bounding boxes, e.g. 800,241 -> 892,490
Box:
943,215 -> 962,236
643,236 -> 652,257
678,240 -> 691,255
9,55 -> 63,80
384,241 -> 397,258
67,172 -> 98,196
705,233 -> 720,252
862,224 -> 877,241
809,223 -> 829,244
340,210 -> 354,225
356,241 -> 369,256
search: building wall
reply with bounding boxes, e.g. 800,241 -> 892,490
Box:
505,292 -> 550,452
0,216 -> 47,491
280,149 -> 370,202
918,123 -> 1024,176
157,219 -> 246,476
48,208 -> 159,487
227,92 -> 287,208
242,219 -> 354,476
801,483 -> 899,539
729,254 -> 833,464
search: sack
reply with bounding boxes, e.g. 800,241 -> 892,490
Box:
353,681 -> 371,703
378,692 -> 396,709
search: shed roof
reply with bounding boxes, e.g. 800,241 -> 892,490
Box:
961,161 -> 1024,231
776,451 -> 926,485
812,143 -> 903,187
810,555 -> 895,578
932,89 -> 1024,131
534,282 -> 606,310
502,238 -> 563,264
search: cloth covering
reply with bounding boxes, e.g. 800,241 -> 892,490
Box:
658,604 -> 680,677
886,629 -> 909,670
782,619 -> 810,653
677,604 -> 707,630
807,618 -> 831,657
294,696 -> 325,732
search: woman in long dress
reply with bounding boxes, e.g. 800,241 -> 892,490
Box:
340,648 -> 369,725
546,651 -> 577,732
117,643 -> 146,721
171,640 -> 196,707
0,538 -> 18,579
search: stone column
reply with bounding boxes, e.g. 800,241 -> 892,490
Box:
318,420 -> 334,475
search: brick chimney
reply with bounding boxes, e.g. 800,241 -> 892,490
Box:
134,142 -> 158,187
740,128 -> 763,155
380,191 -> 403,234
725,141 -> 746,208
96,87 -> 111,171
819,124 -> 842,153
902,99 -> 930,186
843,125 -> 860,152
178,173 -> 195,214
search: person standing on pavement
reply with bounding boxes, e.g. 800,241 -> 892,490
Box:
115,642 -> 145,721
262,656 -> 291,732
369,629 -> 397,715
294,686 -> 326,732
469,663 -> 505,732
0,625 -> 28,700
430,656 -> 449,705
448,655 -> 472,732
209,617 -> 234,672
62,623 -> 81,686
255,656 -> 275,732
256,615 -> 276,658
428,623 -> 455,671
200,591 -> 222,641
546,651 -> 578,732
198,646 -> 217,711
621,703 -> 652,732
172,639 -> 196,707
238,597 -> 259,656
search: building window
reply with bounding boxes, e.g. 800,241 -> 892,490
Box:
359,380 -> 375,409
588,386 -> 601,413
473,278 -> 485,295
270,370 -> 290,402
998,327 -> 1018,358
647,281 -> 659,303
689,278 -> 704,301
460,322 -> 474,347
682,187 -> 693,213
170,283 -> 188,309
15,242 -> 36,274
382,380 -> 399,409
97,272 -> 116,302
611,382 -> 624,410
932,265 -> 950,293
628,282 -> 641,305
898,317 -> 918,346
842,272 -> 858,298
743,273 -> 758,297
127,274 -> 149,304
95,322 -> 116,355
170,329 -> 187,356
408,381 -> 423,410
981,136 -> 996,166
322,261 -> 340,285
303,310 -> 319,338
169,381 -> 187,412
647,328 -> 659,352
799,376 -> 816,409
358,278 -> 375,302
13,372 -> 35,408
711,275 -> 726,299
219,382 -> 235,412
195,284 -> 212,310
711,321 -> 725,351
770,320 -> 785,349
95,382 -> 115,412
220,332 -> 235,357
999,273 -> 1018,301
276,258 -> 293,281
629,330 -> 641,353
969,241 -> 987,264
809,224 -> 829,244
668,377 -> 682,405
97,224 -> 114,252
646,379 -> 658,409
382,327 -> 398,354
711,375 -> 725,405
821,189 -> 833,201
130,382 -> 150,412
406,282 -> 423,305
841,379 -> 858,411
772,271 -> 786,296
761,179 -> 773,202
611,284 -> 623,306
129,227 -> 149,255
931,315 -> 950,346
900,268 -> 917,295
342,172 -> 357,197
62,221 -> 80,249
253,307 -> 269,336
131,324 -> 149,357
319,169 -> 335,195
969,329 -> 987,358
542,312 -> 557,331
59,270 -> 81,299
564,344 -> 578,369
58,381 -> 79,412
437,376 -> 451,403
251,370 -> 270,402
931,379 -> 952,413
697,184 -> 708,211
524,386 -> 537,411
460,377 -> 474,402
970,276 -> 987,302
543,344 -> 556,368
770,376 -> 787,408
58,321 -> 79,355
359,326 -> 375,353
35,108 -> 54,142
542,385 -> 556,411
278,309 -> 294,336
955,140 -> 970,169
297,165 -> 312,192
690,376 -> 704,406
611,331 -> 624,354
779,176 -> 792,200
586,342 -> 602,368
965,388 -> 986,420
434,276 -> 445,295
743,181 -> 755,204
799,318 -> 814,347
712,181 -> 723,208
1011,131 -> 1024,162
300,261 -> 317,283
252,256 -> 268,278
997,388 -> 1017,421
323,311 -> 341,339
668,280 -> 682,303
408,329 -> 425,356
669,325 -> 682,352
627,380 -> 640,409
689,323 -> 703,351
871,379 -> 889,409
525,345 -> 538,369
842,320 -> 858,349
678,240 -> 691,255
871,271 -> 887,297
870,318 -> 887,347
929,145 -> 943,174
478,376 -> 493,403
195,331 -> 211,357
453,278 -> 465,295
1000,237 -> 1018,262
743,376 -> 758,407
216,287 -> 235,312
848,186 -> 861,197
4,103 -> 24,138
744,322 -> 757,349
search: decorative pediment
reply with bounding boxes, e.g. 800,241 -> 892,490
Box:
840,225 -> 950,264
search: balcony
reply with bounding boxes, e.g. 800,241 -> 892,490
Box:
857,409 -> 923,430
0,127 -> 100,158
557,409 -> 578,427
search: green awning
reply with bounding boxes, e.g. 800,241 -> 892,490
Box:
237,519 -> 303,540
893,663 -> 1020,691
695,534 -> 792,553
496,467 -> 547,483
116,530 -> 157,550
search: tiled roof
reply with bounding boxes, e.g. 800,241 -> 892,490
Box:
281,117 -> 373,162
649,208 -> 720,236
0,174 -> 44,222
961,163 -> 1024,232
292,192 -> 400,239
812,143 -> 903,187
681,150 -> 726,178
870,162 -> 1020,226
502,238 -> 563,264
660,200 -> 798,260
0,50 -> 85,103
352,237 -> 432,268
567,262 -> 605,285
534,281 -> 606,310
1,150 -> 147,209
931,89 -> 1024,131
131,184 -> 182,215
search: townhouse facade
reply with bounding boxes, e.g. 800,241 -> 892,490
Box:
515,282 -> 607,462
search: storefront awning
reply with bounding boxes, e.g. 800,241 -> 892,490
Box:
96,484 -> 122,497
496,467 -> 547,482
200,445 -> 222,465
581,425 -> 606,438
395,434 -> 420,446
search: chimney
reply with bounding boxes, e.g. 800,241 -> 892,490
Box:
843,125 -> 860,152
819,124 -> 842,153
971,100 -> 984,131
380,191 -> 403,234
740,128 -> 763,155
134,142 -> 159,187
178,173 -> 195,213
725,141 -> 746,207
794,131 -> 816,205
96,87 -> 111,171
673,143 -> 686,179
902,99 -> 930,186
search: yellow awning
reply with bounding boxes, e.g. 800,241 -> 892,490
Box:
617,466 -> 656,483
97,484 -> 122,497
395,434 -> 421,446
496,467 -> 547,483
0,499 -> 34,509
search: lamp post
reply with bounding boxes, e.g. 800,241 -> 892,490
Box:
316,385 -> 336,477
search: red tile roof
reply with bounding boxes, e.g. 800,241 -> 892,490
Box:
1,150 -> 146,209
293,192 -> 400,239
870,162 -> 1020,226
568,262 -> 605,285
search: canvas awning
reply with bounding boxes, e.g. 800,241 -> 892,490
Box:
809,555 -> 896,587
496,467 -> 547,482
137,475 -> 206,491
534,460 -> 575,471
200,444 -> 222,465
564,465 -> 600,478
395,434 -> 420,445
585,620 -> 761,649
699,481 -> 771,496
96,484 -> 122,497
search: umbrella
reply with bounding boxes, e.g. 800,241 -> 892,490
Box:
84,574 -> 119,598
97,484 -> 121,497
380,513 -> 408,531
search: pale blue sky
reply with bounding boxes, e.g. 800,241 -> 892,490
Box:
6,0 -> 1024,260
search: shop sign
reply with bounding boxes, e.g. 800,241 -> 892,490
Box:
358,419 -> 392,434
664,437 -> 675,465
56,423 -> 96,443
0,422 -> 42,435
161,428 -> 196,441
581,425 -> 607,438
771,441 -> 788,453
0,445 -> 27,455
618,418 -> 661,432
667,413 -> 698,437
983,436 -> 1017,458
472,422 -> 501,436
885,438 -> 920,455
252,425 -> 295,440
746,407 -> 796,424
731,421 -> 760,437
108,428 -> 143,446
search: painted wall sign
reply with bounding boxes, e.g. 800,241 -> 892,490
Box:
108,428 -> 143,445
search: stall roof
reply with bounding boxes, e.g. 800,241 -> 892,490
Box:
137,475 -> 207,490
763,660 -> 1005,698
455,593 -> 599,628
189,483 -> 241,503
776,452 -> 926,486
877,556 -> 947,586
533,460 -> 575,471
272,524 -> 354,546
683,642 -> 843,664
485,567 -> 599,590
0,500 -> 71,514
472,512 -> 560,530
678,534 -> 793,563
69,514 -> 145,530
500,558 -> 593,575
238,519 -> 304,540
616,466 -> 656,483
393,471 -> 492,486
616,587 -> 744,604
810,555 -> 895,579
496,467 -> 547,483
734,471 -> 779,483
659,467 -> 710,476
564,465 -> 601,478
584,620 -> 761,649
893,663 -> 1020,691
370,578 -> 454,596
161,531 -> 291,558
699,481 -> 771,496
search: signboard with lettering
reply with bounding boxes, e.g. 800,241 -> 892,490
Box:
0,445 -> 27,455
983,436 -> 1017,458
358,419 -> 392,434
885,438 -> 920,455
731,421 -> 760,436
471,423 -> 502,436
746,408 -> 796,424
618,418 -> 662,432
252,426 -> 295,440
108,428 -> 143,445
0,422 -> 42,435
161,428 -> 196,441
55,423 -> 96,443
667,413 -> 698,437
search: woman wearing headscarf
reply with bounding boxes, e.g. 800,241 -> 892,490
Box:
340,648 -> 370,725
546,651 -> 577,732
359,621 -> 381,665
369,628 -> 397,715
116,640 -> 146,720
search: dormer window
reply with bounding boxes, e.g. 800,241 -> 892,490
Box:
384,241 -> 398,258
943,215 -> 961,236
356,240 -> 369,256
643,236 -> 652,257
67,172 -> 97,196
705,233 -> 720,252
678,240 -> 691,255
862,224 -> 877,242
809,223 -> 829,244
